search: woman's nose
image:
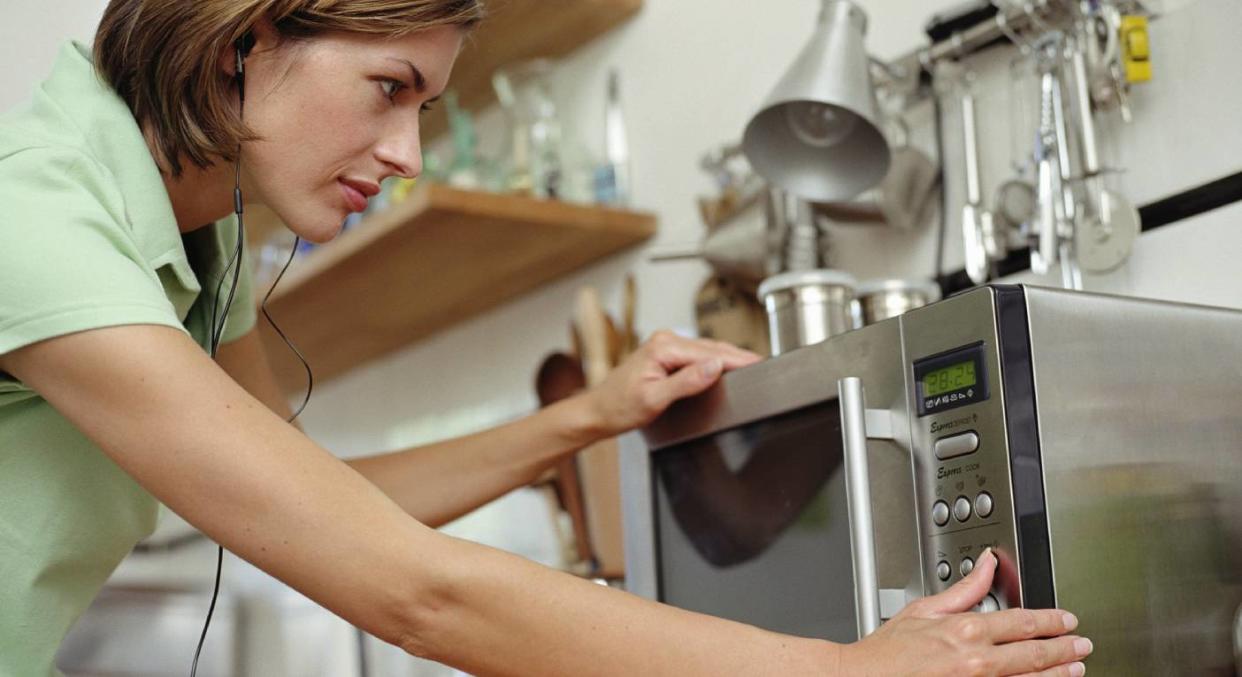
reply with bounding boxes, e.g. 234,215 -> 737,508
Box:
376,122 -> 423,179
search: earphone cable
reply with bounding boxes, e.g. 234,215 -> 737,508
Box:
192,34 -> 314,676
192,146 -> 245,677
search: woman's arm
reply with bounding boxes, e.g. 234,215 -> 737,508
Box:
0,325 -> 1089,675
216,326 -> 758,528
216,326 -> 603,527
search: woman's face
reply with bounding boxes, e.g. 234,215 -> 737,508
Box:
237,25 -> 462,243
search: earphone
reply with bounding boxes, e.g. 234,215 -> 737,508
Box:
191,31 -> 314,677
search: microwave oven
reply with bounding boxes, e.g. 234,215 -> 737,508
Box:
620,285 -> 1242,675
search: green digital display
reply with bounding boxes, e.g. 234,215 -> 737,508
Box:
922,361 -> 976,397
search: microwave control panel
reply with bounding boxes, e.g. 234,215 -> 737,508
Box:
902,290 -> 1024,612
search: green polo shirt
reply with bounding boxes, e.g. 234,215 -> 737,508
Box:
0,42 -> 257,675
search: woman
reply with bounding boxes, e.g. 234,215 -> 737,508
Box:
0,0 -> 1093,674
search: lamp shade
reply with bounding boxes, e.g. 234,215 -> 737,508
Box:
742,0 -> 891,202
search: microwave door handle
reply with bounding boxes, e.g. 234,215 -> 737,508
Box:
838,377 -> 895,638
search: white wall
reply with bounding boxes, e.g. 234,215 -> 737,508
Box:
7,0 -> 1242,675
0,1 -> 110,111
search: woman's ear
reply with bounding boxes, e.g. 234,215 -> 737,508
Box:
236,33 -> 256,61
218,17 -> 277,78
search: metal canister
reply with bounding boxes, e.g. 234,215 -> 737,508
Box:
757,269 -> 857,355
855,278 -> 942,326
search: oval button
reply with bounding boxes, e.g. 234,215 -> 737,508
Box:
934,431 -> 980,460
932,500 -> 950,526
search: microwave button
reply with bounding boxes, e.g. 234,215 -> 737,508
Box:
974,491 -> 994,519
979,593 -> 1001,613
932,500 -> 951,526
935,431 -> 980,460
936,561 -> 951,581
960,556 -> 975,577
953,496 -> 972,522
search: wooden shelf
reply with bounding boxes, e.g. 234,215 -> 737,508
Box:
256,184 -> 656,392
421,0 -> 644,139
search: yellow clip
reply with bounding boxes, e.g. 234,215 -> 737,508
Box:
1121,15 -> 1152,83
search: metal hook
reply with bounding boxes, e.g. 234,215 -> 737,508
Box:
994,3 -> 1035,54
950,31 -> 968,60
1023,0 -> 1052,33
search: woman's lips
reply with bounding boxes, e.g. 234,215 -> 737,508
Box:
339,180 -> 369,213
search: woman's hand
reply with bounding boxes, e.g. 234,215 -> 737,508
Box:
840,549 -> 1092,677
582,330 -> 762,437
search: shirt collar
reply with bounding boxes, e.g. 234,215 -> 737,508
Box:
42,41 -> 201,295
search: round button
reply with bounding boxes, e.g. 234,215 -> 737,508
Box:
960,556 -> 975,577
953,496 -> 972,523
975,491 -> 994,519
932,500 -> 950,527
936,560 -> 951,581
980,593 -> 1001,613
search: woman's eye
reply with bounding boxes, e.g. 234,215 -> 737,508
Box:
379,79 -> 406,101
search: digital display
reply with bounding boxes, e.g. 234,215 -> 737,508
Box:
922,361 -> 976,397
914,342 -> 988,416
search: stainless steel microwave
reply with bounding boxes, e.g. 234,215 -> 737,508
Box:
620,285 -> 1242,675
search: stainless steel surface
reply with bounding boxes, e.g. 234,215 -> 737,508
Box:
1068,42 -> 1139,273
903,288 -> 1022,610
856,279 -> 941,326
810,143 -> 940,231
618,430 -> 657,600
742,0 -> 890,201
626,316 -> 922,639
1023,287 -> 1242,674
627,283 -> 1242,673
960,90 -> 993,284
996,178 -> 1038,233
758,270 -> 857,355
640,319 -> 887,450
650,211 -> 772,286
1047,46 -> 1084,290
876,0 -> 1075,103
1032,52 -> 1065,277
838,377 -> 883,637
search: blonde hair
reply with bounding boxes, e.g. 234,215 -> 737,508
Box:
94,0 -> 484,177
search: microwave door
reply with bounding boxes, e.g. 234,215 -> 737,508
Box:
650,401 -> 857,641
625,321 -> 920,642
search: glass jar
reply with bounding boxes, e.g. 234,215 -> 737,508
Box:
492,59 -> 594,203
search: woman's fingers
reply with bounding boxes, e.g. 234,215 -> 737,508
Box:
915,548 -> 998,615
987,606 -> 1080,643
991,635 -> 1092,674
645,332 -> 760,372
1015,660 -> 1087,677
650,359 -> 723,407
